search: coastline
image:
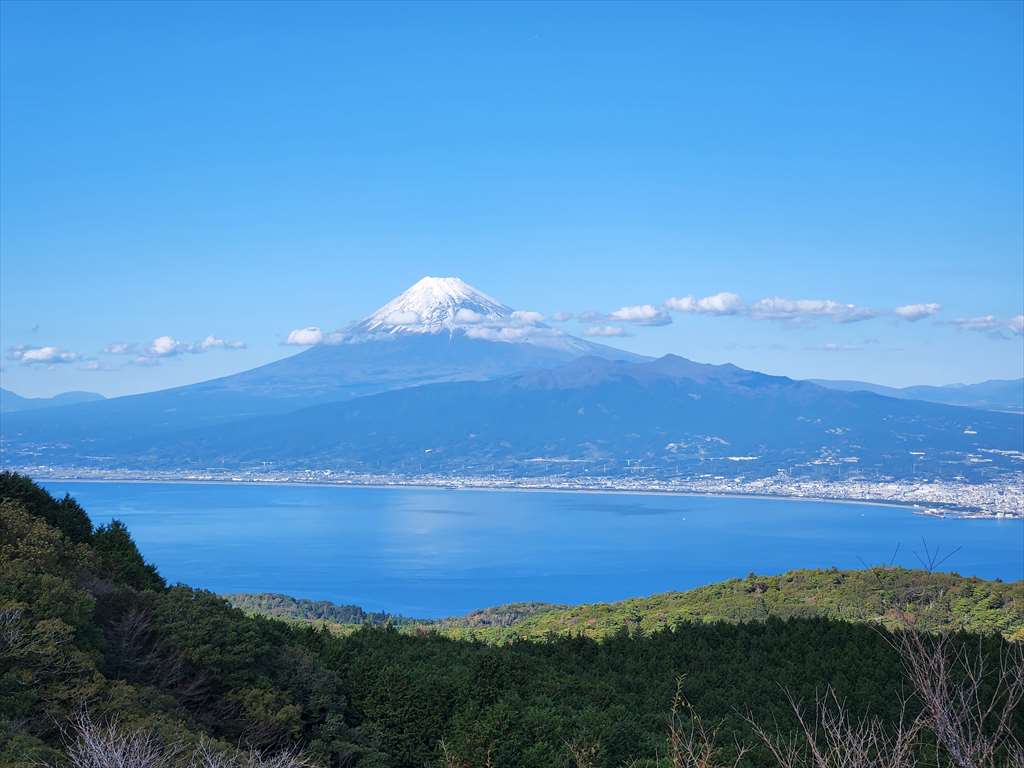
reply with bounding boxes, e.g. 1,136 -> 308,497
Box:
27,472 -> 1009,518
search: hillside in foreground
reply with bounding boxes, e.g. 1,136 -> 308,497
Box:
2,472 -> 1022,768
228,566 -> 1024,643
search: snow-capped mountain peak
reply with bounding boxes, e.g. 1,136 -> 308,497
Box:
338,275 -> 637,359
353,276 -> 513,335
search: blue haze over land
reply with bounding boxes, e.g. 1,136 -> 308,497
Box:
4,278 -> 1021,484
42,481 -> 1024,618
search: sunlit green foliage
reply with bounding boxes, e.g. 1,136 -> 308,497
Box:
239,567 -> 1024,644
434,567 -> 1024,643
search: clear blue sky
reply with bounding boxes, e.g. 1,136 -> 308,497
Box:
2,0 -> 1022,397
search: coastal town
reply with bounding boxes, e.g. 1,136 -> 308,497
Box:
12,465 -> 1023,520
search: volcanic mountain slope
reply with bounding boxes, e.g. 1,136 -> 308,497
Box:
0,277 -> 641,454
99,354 -> 1023,480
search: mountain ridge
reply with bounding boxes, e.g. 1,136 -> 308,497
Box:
810,377 -> 1024,413
31,353 -> 1020,481
226,566 -> 1024,643
0,387 -> 106,413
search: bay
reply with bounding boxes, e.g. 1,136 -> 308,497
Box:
42,481 -> 1024,618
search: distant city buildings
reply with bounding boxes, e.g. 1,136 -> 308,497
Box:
13,465 -> 1023,520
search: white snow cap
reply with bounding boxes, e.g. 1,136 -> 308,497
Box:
354,276 -> 512,335
341,276 -> 613,356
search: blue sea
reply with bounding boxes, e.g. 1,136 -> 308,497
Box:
42,481 -> 1024,618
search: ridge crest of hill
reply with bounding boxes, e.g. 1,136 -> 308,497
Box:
229,566 -> 1024,643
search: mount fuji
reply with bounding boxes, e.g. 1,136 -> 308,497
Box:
8,275 -> 1017,481
1,277 -> 642,451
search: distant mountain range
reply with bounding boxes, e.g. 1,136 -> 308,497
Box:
82,353 -> 1021,479
0,387 -> 105,413
2,277 -> 1021,481
810,377 -> 1023,413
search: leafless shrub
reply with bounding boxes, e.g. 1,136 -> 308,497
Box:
895,631 -> 1024,768
190,738 -> 318,768
56,711 -> 179,768
437,741 -> 493,768
746,687 -> 921,768
103,606 -> 211,707
667,678 -> 748,768
566,739 -> 600,768
0,606 -> 28,656
45,713 -> 317,768
438,740 -> 464,768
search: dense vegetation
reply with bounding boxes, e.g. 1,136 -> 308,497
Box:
1,472 -> 1021,768
231,569 -> 1024,643
440,567 -> 1024,642
225,593 -> 414,628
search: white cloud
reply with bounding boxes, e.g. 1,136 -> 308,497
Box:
196,335 -> 247,351
285,327 -> 324,346
110,334 -> 246,363
894,303 -> 941,321
79,359 -> 117,371
550,312 -> 573,322
453,308 -> 489,324
749,297 -> 876,324
511,310 -> 545,325
464,323 -> 565,343
608,304 -> 672,326
949,315 -> 1000,332
321,331 -> 348,345
947,314 -> 1024,339
807,342 -> 864,352
583,325 -> 632,338
7,345 -> 81,365
665,292 -> 744,316
385,310 -> 420,326
148,335 -> 192,357
466,326 -> 530,342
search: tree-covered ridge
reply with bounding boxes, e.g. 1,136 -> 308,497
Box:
230,568 -> 1024,643
226,594 -> 567,634
0,471 -> 386,767
440,567 -> 1024,643
2,472 -> 1022,768
225,593 -> 414,627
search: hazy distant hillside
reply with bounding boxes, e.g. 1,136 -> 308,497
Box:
811,377 -> 1024,413
87,354 -> 1023,481
0,387 -> 105,413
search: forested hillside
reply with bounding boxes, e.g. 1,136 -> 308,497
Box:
2,473 -> 1021,768
231,569 -> 1024,643
439,567 -> 1024,642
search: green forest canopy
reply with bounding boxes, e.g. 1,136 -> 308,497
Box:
1,471 -> 1021,768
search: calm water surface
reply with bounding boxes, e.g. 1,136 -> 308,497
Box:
43,481 -> 1024,618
